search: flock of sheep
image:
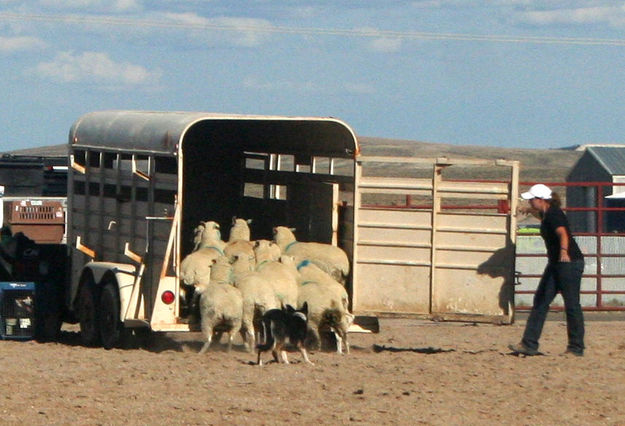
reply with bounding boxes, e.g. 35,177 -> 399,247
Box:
180,218 -> 354,358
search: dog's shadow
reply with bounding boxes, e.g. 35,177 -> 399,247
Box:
372,344 -> 455,354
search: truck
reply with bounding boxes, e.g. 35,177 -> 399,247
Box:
23,111 -> 520,348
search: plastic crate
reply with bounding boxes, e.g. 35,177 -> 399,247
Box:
0,282 -> 35,340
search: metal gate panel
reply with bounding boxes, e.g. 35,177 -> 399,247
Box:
355,263 -> 431,314
352,156 -> 519,323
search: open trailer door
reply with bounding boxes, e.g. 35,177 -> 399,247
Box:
352,156 -> 519,324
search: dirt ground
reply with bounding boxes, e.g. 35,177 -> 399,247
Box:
2,317 -> 625,425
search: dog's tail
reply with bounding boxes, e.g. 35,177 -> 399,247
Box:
256,317 -> 275,352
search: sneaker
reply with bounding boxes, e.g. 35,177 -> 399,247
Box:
508,342 -> 539,356
561,349 -> 584,357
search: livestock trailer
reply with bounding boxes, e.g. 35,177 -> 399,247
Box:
65,111 -> 519,348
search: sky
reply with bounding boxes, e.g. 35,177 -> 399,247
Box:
1,1 -> 625,151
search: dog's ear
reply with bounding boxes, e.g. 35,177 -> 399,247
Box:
300,302 -> 308,316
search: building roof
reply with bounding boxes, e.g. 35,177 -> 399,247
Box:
2,144 -> 67,157
587,146 -> 625,176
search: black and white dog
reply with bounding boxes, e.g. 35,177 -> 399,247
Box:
256,303 -> 313,366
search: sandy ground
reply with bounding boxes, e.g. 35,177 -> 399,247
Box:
1,317 -> 625,425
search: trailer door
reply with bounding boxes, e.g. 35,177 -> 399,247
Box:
352,157 -> 519,323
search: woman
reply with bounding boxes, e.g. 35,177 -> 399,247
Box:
509,184 -> 585,357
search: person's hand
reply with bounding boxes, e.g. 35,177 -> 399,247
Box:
559,250 -> 571,263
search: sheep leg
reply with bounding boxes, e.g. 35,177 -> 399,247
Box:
332,329 -> 344,355
213,331 -> 224,346
199,328 -> 213,354
226,331 -> 234,352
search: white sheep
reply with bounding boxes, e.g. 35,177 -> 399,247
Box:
224,217 -> 255,266
231,254 -> 280,352
253,240 -> 299,308
296,260 -> 354,354
198,256 -> 243,353
181,221 -> 227,287
273,226 -> 350,285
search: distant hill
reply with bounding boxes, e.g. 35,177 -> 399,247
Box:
358,137 -> 583,182
3,138 -> 583,183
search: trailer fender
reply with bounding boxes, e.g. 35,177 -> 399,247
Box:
78,262 -> 137,322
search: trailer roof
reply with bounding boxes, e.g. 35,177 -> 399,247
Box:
69,110 -> 359,158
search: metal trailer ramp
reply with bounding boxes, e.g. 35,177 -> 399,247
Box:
352,157 -> 519,324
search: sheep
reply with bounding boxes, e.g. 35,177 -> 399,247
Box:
273,226 -> 350,285
181,221 -> 227,287
253,240 -> 299,308
198,256 -> 243,353
224,217 -> 255,267
231,254 -> 281,352
296,260 -> 354,355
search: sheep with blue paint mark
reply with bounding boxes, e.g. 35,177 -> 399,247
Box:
272,226 -> 350,285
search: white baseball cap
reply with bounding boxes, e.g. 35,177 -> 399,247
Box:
521,184 -> 552,200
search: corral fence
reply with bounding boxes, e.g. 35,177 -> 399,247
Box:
516,181 -> 625,312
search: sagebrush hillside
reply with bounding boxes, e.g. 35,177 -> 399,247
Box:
358,136 -> 582,182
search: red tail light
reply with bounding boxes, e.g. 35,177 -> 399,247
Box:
161,290 -> 175,305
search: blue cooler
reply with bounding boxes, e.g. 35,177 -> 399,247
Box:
0,282 -> 36,340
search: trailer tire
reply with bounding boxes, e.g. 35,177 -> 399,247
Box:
99,279 -> 122,350
78,278 -> 101,347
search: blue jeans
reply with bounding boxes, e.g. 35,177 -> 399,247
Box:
522,260 -> 585,353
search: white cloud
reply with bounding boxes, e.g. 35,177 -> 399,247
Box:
243,76 -> 376,96
369,37 -> 402,53
33,51 -> 161,86
156,12 -> 274,47
354,27 -> 402,53
0,35 -> 46,53
38,0 -> 142,12
243,76 -> 321,92
518,6 -> 625,27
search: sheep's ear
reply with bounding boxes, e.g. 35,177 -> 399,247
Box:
288,227 -> 296,232
246,218 -> 253,224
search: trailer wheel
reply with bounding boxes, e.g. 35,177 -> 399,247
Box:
99,279 -> 122,350
78,278 -> 101,347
